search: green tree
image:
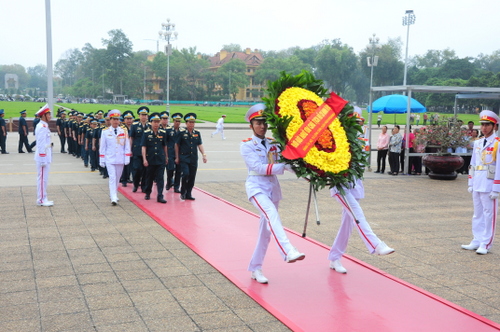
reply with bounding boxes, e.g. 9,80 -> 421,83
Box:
221,43 -> 242,52
27,65 -> 47,92
474,50 -> 500,73
315,39 -> 358,96
411,48 -> 457,68
438,58 -> 477,80
216,59 -> 248,101
101,29 -> 133,95
254,56 -> 311,84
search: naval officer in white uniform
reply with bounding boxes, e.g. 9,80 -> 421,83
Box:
99,109 -> 131,205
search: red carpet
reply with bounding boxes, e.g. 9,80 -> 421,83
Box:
120,186 -> 500,332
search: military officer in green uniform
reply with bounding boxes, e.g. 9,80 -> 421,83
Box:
120,110 -> 135,186
166,112 -> 184,192
130,106 -> 151,192
141,112 -> 168,203
175,113 -> 207,200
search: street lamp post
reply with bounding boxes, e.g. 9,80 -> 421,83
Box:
402,10 -> 416,175
402,10 -> 416,86
367,33 -> 380,172
159,18 -> 178,114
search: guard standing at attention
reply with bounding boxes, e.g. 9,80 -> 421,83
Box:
34,104 -> 53,206
166,112 -> 184,193
85,119 -> 98,171
0,109 -> 8,154
464,110 -> 500,255
175,113 -> 207,200
141,112 -> 168,203
56,110 -> 67,153
130,106 -> 150,193
18,110 -> 33,153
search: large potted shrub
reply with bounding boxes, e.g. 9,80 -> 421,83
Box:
420,116 -> 469,180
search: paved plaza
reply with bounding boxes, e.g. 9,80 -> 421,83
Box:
0,125 -> 499,331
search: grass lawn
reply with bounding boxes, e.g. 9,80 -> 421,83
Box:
0,101 -> 480,126
0,101 -> 249,123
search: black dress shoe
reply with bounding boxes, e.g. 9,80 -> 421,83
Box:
185,196 -> 195,200
1,151 -> 9,154
61,151 -> 67,153
145,194 -> 150,200
157,197 -> 167,203
19,151 -> 25,153
122,183 -> 127,187
132,186 -> 138,192
165,184 -> 172,190
103,175 -> 108,179
174,189 -> 181,193
374,170 -> 380,173
127,180 -> 133,183
180,194 -> 186,200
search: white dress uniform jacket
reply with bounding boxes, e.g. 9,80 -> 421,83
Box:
34,120 -> 52,164
99,126 -> 131,166
241,135 -> 285,202
469,134 -> 500,192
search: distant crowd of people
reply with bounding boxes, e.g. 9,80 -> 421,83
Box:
374,120 -> 479,176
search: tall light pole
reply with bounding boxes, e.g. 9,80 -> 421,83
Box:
159,18 -> 178,114
402,10 -> 416,86
367,34 -> 380,172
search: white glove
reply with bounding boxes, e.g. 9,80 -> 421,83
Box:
100,162 -> 105,168
284,164 -> 295,173
467,187 -> 473,193
489,191 -> 499,200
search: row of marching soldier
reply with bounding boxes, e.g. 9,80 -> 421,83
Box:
52,105 -> 206,205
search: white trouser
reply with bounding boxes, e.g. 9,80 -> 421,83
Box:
36,162 -> 50,204
328,192 -> 382,261
471,191 -> 497,249
107,164 -> 124,201
248,193 -> 293,271
211,127 -> 225,139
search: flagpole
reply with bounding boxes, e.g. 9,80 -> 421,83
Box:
45,0 -> 54,112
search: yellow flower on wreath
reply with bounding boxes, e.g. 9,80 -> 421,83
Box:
276,87 -> 351,173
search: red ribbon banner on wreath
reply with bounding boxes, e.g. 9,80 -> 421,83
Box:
282,92 -> 348,160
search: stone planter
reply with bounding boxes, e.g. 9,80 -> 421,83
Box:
422,154 -> 464,180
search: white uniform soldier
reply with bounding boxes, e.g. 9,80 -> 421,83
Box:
464,110 -> 500,254
99,109 -> 131,205
34,104 -> 54,206
328,110 -> 394,273
240,103 -> 305,284
211,114 -> 226,140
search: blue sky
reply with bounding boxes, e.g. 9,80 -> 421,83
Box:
1,0 -> 499,68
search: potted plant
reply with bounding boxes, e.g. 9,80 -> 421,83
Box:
420,116 -> 469,180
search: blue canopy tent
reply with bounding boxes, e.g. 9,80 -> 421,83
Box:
367,94 -> 427,114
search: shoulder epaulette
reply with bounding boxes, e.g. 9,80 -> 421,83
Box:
144,128 -> 152,133
242,138 -> 252,142
495,137 -> 500,141
103,127 -> 110,131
